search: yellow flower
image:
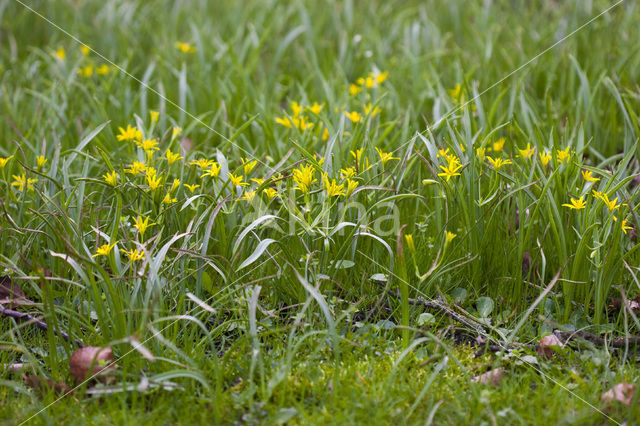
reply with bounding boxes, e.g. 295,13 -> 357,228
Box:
344,111 -> 362,123
445,231 -> 457,244
251,178 -> 265,186
103,171 -> 118,186
404,234 -> 415,252
459,143 -> 466,153
291,101 -> 302,117
345,178 -> 359,197
136,138 -> 159,154
117,125 -> 142,143
492,138 -> 505,152
297,116 -> 313,131
621,219 -> 633,235
77,65 -> 93,77
557,147 -> 570,164
375,147 -> 399,165
322,127 -> 329,141
0,155 -> 13,168
149,110 -> 159,123
166,149 -> 183,165
581,170 -> 599,182
476,148 -> 486,162
242,158 -> 257,175
539,151 -> 552,167
562,196 -> 586,210
367,76 -> 378,88
263,188 -> 278,199
146,170 -> 162,191
292,164 -> 317,193
171,178 -> 181,194
350,148 -> 364,164
184,184 -> 200,193
92,241 -> 117,258
80,45 -> 90,56
445,153 -> 460,165
95,64 -> 111,75
125,161 -> 146,175
306,102 -> 323,114
340,166 -> 356,179
275,115 -> 313,131
275,116 -> 293,128
175,41 -> 196,53
592,190 -> 605,201
314,154 -> 325,166
374,71 -> 388,84
518,143 -> 535,159
54,47 -> 65,60
228,173 -> 249,187
601,194 -> 621,211
203,162 -> 221,179
363,103 -> 381,117
486,156 -> 512,170
323,174 -> 345,197
349,84 -> 362,95
172,127 -> 182,139
437,148 -> 449,159
162,192 -> 177,204
133,216 -> 156,238
36,155 -> 48,170
242,190 -> 256,202
189,158 -> 215,169
120,248 -> 144,262
448,84 -> 462,100
437,161 -> 463,182
11,173 -> 37,191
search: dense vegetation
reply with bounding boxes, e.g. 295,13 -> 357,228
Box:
1,0 -> 640,424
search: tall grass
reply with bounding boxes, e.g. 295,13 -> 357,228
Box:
1,0 -> 640,423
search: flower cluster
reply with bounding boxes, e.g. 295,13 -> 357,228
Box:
349,70 -> 388,95
275,101 -> 328,140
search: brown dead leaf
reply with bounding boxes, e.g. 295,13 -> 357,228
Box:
22,373 -> 71,395
0,276 -> 27,308
537,334 -> 564,359
471,368 -> 504,386
601,383 -> 636,406
0,276 -> 24,298
609,295 -> 640,313
69,346 -> 115,385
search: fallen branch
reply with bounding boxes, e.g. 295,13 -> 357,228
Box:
475,330 -> 640,358
0,306 -> 83,347
377,282 -> 487,334
554,330 -> 640,349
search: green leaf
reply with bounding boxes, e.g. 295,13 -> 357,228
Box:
476,297 -> 494,317
331,259 -> 355,270
238,238 -> 278,270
